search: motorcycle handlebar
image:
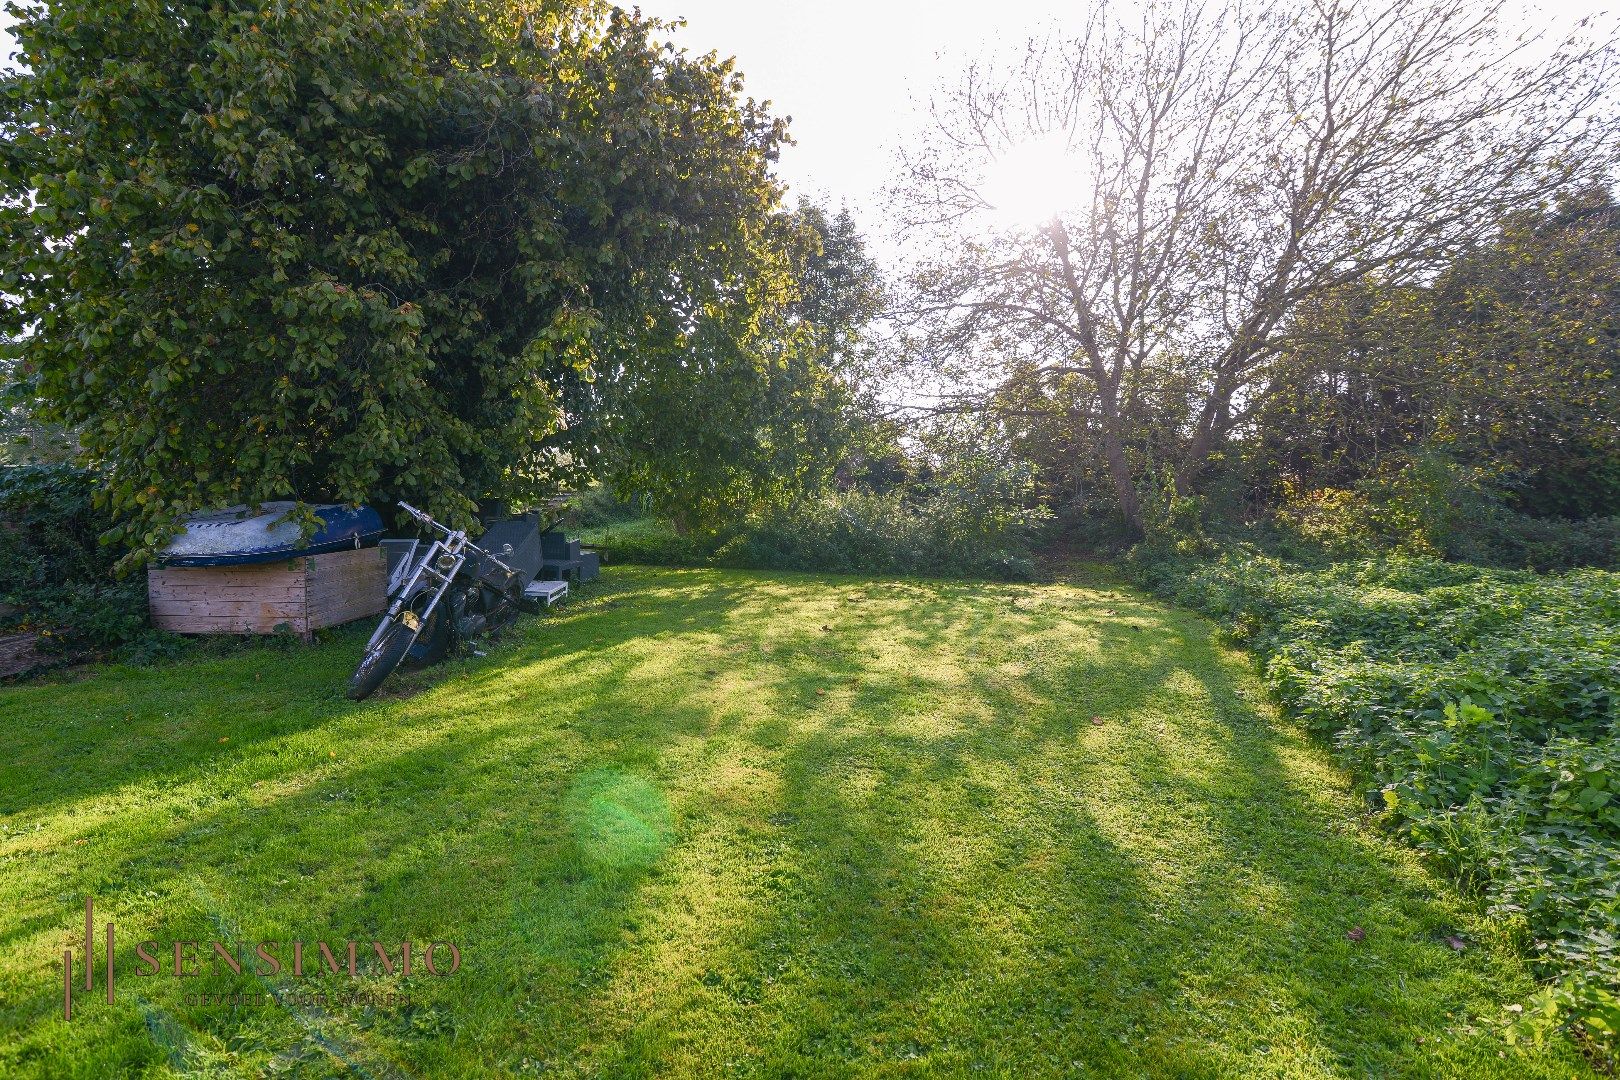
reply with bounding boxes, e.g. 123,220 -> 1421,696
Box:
395,500 -> 520,579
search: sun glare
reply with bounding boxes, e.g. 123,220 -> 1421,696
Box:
980,132 -> 1085,229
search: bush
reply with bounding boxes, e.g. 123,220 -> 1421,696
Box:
578,488 -> 1045,582
1449,509 -> 1620,574
565,486 -> 646,531
0,464 -> 147,657
1132,546 -> 1620,1058
1266,454 -> 1620,572
711,490 -> 1040,580
577,516 -> 706,567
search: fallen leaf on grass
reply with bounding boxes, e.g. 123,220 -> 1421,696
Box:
1090,716 -> 1104,726
1347,926 -> 1366,942
218,737 -> 229,743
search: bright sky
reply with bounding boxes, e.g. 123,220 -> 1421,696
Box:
644,0 -> 1612,228
642,0 -> 1083,219
1,0 -> 1610,232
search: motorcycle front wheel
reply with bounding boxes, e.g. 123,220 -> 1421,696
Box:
345,616 -> 419,700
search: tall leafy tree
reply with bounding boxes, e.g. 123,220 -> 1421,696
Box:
1253,187 -> 1620,516
0,0 -> 813,552
895,0 -> 1619,534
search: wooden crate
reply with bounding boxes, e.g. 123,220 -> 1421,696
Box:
148,546 -> 387,638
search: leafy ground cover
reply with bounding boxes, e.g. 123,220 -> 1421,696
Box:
0,567 -> 1598,1077
1135,551 -> 1620,1059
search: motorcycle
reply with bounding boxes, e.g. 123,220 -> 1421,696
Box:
346,501 -> 545,700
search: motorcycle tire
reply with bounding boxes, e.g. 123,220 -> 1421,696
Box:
345,617 -> 419,701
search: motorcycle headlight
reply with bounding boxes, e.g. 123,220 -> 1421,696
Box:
437,552 -> 458,572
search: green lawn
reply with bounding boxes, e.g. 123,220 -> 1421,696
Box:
0,566 -> 1595,1078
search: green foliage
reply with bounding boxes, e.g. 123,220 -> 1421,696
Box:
576,515 -> 704,567
1135,465 -> 1216,557
0,464 -> 145,653
1265,453 -> 1618,571
588,415 -> 1049,579
563,484 -> 645,530
580,489 -> 1043,582
1,0 -> 817,554
0,351 -> 76,464
785,200 -> 886,382
1252,188 -> 1620,526
1132,547 -> 1620,1059
1450,511 -> 1620,574
709,489 -> 1040,580
594,198 -> 886,531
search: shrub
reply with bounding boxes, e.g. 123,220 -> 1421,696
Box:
1132,546 -> 1620,1059
710,490 -> 1040,580
578,488 -> 1045,582
565,486 -> 646,531
577,517 -> 706,567
0,464 -> 147,656
1266,454 -> 1620,572
1449,509 -> 1620,573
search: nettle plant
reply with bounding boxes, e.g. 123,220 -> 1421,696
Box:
1134,550 -> 1620,1059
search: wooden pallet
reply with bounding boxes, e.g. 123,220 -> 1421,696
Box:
148,546 -> 387,638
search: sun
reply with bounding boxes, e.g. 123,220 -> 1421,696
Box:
979,132 -> 1085,229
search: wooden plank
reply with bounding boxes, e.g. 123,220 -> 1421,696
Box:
308,581 -> 384,605
149,576 -> 304,589
151,612 -> 309,634
308,576 -> 383,599
305,547 -> 383,582
149,565 -> 302,586
309,575 -> 385,601
149,598 -> 306,617
148,582 -> 304,599
309,592 -> 386,628
306,549 -> 385,630
311,594 -> 382,616
148,560 -> 306,636
309,594 -> 384,618
307,558 -> 386,586
310,607 -> 384,631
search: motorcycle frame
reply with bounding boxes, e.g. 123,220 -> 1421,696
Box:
363,502 -> 519,652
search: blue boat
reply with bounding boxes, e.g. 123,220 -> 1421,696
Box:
159,502 -> 384,567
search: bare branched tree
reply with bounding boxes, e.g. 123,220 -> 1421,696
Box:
892,0 -> 1620,533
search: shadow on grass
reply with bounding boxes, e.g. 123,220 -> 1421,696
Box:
562,579 -> 1559,1076
0,567 -> 1583,1078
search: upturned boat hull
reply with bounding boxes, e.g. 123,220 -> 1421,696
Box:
158,502 -> 384,567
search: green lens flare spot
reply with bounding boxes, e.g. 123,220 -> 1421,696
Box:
564,768 -> 673,871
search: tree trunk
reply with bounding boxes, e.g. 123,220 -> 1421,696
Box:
1173,389 -> 1229,496
1174,427 -> 1215,497
1100,426 -> 1145,536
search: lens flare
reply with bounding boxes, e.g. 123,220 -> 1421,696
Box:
980,132 -> 1085,228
